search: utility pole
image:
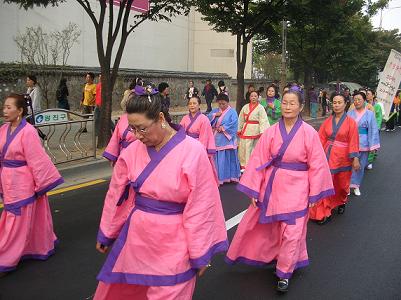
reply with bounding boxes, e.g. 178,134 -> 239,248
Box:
280,19 -> 287,93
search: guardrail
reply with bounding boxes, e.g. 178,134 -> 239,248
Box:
29,109 -> 96,165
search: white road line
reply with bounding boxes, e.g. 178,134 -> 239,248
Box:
225,210 -> 247,231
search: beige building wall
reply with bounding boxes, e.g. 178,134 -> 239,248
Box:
192,11 -> 252,79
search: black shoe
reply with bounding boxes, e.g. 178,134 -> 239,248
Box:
317,215 -> 332,225
338,204 -> 345,215
277,279 -> 289,293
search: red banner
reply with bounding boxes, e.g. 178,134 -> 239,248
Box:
112,0 -> 150,13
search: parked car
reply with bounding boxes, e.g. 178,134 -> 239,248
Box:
328,81 -> 363,94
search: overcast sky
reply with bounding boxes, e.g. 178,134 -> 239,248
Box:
370,0 -> 401,31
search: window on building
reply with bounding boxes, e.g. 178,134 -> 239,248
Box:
210,49 -> 234,58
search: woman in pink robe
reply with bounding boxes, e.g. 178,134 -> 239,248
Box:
0,94 -> 63,275
103,113 -> 136,163
94,87 -> 228,300
226,91 -> 334,292
180,95 -> 218,185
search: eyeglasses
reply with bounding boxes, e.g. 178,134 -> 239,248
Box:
128,120 -> 156,135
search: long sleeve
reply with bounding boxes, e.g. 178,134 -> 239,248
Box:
198,118 -> 216,154
221,110 -> 238,140
237,132 -> 271,200
23,127 -> 63,195
103,121 -> 122,161
274,98 -> 282,118
183,146 -> 228,268
318,119 -> 329,149
306,130 -> 335,203
258,106 -> 270,134
97,156 -> 134,246
348,118 -> 360,158
367,113 -> 380,150
30,87 -> 42,113
237,106 -> 246,133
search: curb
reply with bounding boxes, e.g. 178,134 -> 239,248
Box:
58,158 -> 109,178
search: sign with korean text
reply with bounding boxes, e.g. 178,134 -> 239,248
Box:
376,49 -> 401,120
34,111 -> 68,125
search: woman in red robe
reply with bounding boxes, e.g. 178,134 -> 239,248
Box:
309,93 -> 360,224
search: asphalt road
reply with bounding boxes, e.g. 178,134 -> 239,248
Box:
0,128 -> 400,300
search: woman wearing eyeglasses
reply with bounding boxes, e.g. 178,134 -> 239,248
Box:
93,86 -> 228,300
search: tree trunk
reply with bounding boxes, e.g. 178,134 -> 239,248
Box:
235,33 -> 248,113
303,65 -> 313,115
97,70 -> 114,148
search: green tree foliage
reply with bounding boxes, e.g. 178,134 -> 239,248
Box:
4,0 -> 190,147
195,0 -> 285,111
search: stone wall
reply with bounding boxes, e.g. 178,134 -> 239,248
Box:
0,64 -> 276,111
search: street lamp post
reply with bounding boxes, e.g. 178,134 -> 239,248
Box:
280,19 -> 287,93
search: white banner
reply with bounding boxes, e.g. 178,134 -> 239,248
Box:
376,49 -> 401,120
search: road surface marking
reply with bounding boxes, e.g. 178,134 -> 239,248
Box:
225,210 -> 247,231
48,179 -> 107,196
0,179 -> 108,209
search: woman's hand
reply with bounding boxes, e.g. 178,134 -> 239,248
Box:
352,157 -> 360,171
96,242 -> 109,254
309,202 -> 316,208
268,103 -> 274,109
215,112 -> 222,117
250,198 -> 257,208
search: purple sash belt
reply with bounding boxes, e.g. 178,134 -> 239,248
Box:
1,159 -> 27,168
187,132 -> 200,139
135,194 -> 185,215
256,156 -> 308,172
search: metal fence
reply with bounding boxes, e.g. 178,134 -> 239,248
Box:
31,109 -> 96,165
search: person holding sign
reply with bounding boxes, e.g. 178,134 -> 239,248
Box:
347,92 -> 380,196
385,90 -> 401,132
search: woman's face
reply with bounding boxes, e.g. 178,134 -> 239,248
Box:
188,97 -> 200,114
127,112 -> 164,147
332,95 -> 346,114
353,94 -> 365,110
218,100 -> 229,111
366,90 -> 374,101
281,93 -> 301,120
3,97 -> 22,123
267,87 -> 276,98
26,77 -> 35,88
249,91 -> 259,104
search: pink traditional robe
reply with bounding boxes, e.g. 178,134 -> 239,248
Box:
0,119 -> 64,272
94,126 -> 228,300
226,117 -> 334,279
180,111 -> 218,185
103,113 -> 136,162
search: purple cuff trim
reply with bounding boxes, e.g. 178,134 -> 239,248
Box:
207,149 -> 217,154
36,177 -> 64,196
276,259 -> 309,279
0,239 -> 58,272
257,206 -> 308,225
97,229 -> 116,247
330,166 -> 352,174
308,188 -> 335,203
97,267 -> 197,286
236,183 -> 260,199
225,256 -> 275,268
103,151 -> 118,162
189,240 -> 229,269
349,152 -> 359,158
4,194 -> 37,215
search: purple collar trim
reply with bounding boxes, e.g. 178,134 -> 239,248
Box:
186,111 -> 201,134
326,113 -> 347,161
1,119 -> 27,161
135,194 -> 185,215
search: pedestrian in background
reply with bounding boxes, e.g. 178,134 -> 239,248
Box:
82,72 -> 96,115
202,79 -> 218,113
184,80 -> 199,101
26,74 -> 42,114
244,84 -> 255,104
226,91 -> 334,293
94,87 -> 228,299
94,74 -> 115,137
56,78 -> 70,110
309,85 -> 319,118
385,90 -> 401,132
208,93 -> 240,185
264,84 -> 282,125
0,93 -> 63,276
158,82 -> 171,113
218,80 -> 229,96
121,78 -> 140,111
321,90 -> 328,116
